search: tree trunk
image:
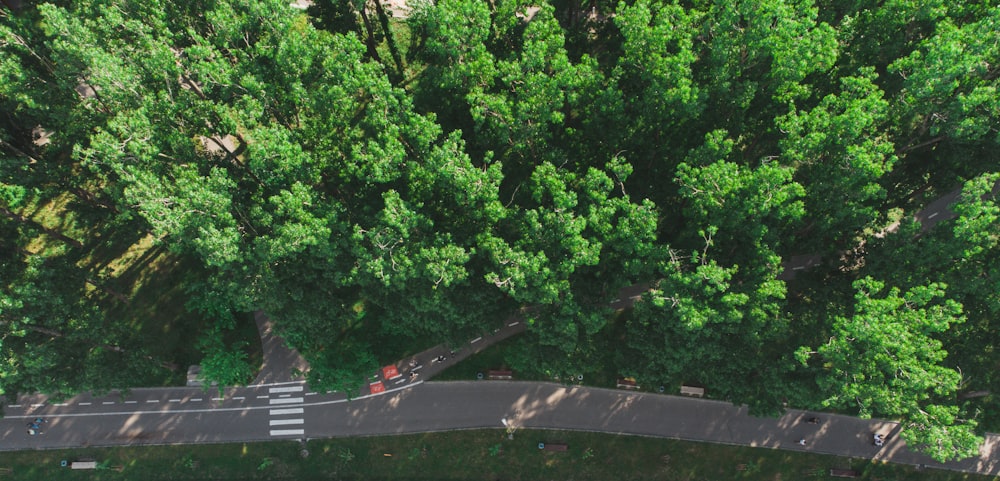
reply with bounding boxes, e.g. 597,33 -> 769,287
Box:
358,1 -> 384,64
958,390 -> 991,400
373,0 -> 405,84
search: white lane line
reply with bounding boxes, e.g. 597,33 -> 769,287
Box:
31,403 -> 45,407
234,396 -> 246,401
125,401 -> 137,404
394,378 -> 406,385
270,429 -> 305,436
269,397 -> 304,405
256,395 -> 269,399
8,404 -> 21,408
471,337 -> 482,343
54,403 -> 68,407
191,398 -> 203,402
268,386 -> 304,394
146,400 -> 159,404
79,402 -> 92,406
3,381 -> 424,420
928,212 -> 939,219
793,266 -> 805,271
508,321 -> 520,327
279,394 -> 291,398
102,401 -> 115,405
212,397 -> 224,401
269,418 -> 304,426
270,408 -> 304,416
305,392 -> 318,396
169,399 -> 182,403
253,380 -> 307,388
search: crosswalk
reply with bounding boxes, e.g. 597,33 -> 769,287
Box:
267,385 -> 305,436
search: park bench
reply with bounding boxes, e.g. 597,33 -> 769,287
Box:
616,378 -> 639,390
541,443 -> 568,452
488,369 -> 513,380
680,385 -> 705,397
829,468 -> 860,478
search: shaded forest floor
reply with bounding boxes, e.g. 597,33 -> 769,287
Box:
17,191 -> 261,386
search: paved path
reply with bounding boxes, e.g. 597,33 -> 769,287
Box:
780,179 -> 1000,278
252,311 -> 309,385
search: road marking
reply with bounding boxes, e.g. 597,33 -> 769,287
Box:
279,394 -> 292,398
79,402 -> 92,406
411,364 -> 423,371
928,212 -> 939,219
146,400 -> 159,403
395,378 -> 406,385
253,380 -> 307,388
269,397 -> 304,405
234,396 -> 246,401
54,403 -> 68,407
256,395 -> 270,399
8,404 -> 21,408
508,321 -> 520,327
270,408 -> 304,415
31,403 -> 45,407
212,397 -> 224,401
169,399 -> 182,403
793,266 -> 805,271
269,418 -> 304,426
305,392 -> 318,396
4,381 -> 424,419
471,337 -> 482,343
102,401 -> 115,405
191,398 -> 203,402
270,429 -> 305,436
268,386 -> 304,394
125,401 -> 137,404
3,382 -> 424,420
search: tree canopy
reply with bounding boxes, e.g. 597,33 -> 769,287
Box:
2,0 -> 998,462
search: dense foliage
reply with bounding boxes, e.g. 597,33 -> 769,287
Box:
1,0 -> 998,461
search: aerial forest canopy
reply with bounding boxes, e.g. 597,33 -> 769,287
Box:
1,0 -> 998,462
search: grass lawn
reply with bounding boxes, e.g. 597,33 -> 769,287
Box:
0,430 -> 990,481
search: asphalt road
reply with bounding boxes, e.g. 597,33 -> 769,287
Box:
3,381 -> 998,476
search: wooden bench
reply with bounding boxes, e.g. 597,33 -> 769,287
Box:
542,443 -> 568,452
488,369 -> 513,380
829,468 -> 860,478
680,385 -> 705,397
616,378 -> 639,390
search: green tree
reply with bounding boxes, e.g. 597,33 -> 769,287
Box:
779,69 -> 896,249
797,277 -> 981,461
